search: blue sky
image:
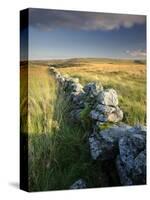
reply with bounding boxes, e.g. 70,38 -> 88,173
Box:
21,8 -> 146,60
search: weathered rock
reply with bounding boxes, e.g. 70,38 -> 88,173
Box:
116,149 -> 146,186
116,155 -> 133,185
107,107 -> 123,122
89,133 -> 102,160
55,73 -> 61,79
70,83 -> 83,93
128,124 -> 146,135
70,179 -> 87,189
70,91 -> 85,108
83,82 -> 103,97
90,110 -> 107,122
118,134 -> 146,174
97,89 -> 118,106
115,125 -> 146,186
96,104 -> 116,113
58,76 -> 65,84
67,78 -> 80,86
49,66 -> 55,71
63,78 -> 83,94
90,104 -> 123,123
89,124 -> 133,160
89,123 -> 146,185
132,150 -> 146,184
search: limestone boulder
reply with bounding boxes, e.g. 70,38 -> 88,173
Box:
97,89 -> 118,106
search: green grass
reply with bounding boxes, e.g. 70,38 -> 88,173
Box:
20,58 -> 146,191
27,80 -> 107,191
21,64 -> 109,191
59,60 -> 146,125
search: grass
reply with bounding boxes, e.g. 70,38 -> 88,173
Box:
21,62 -> 109,191
20,58 -> 146,191
59,59 -> 146,125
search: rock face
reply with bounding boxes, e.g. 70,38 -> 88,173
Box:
49,66 -> 146,188
70,179 -> 87,189
89,124 -> 132,160
116,131 -> 146,185
89,123 -> 146,185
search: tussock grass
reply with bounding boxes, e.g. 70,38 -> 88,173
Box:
21,63 -> 106,191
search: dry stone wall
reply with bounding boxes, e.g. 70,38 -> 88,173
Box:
49,66 -> 146,188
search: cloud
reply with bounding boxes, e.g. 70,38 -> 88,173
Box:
29,9 -> 146,31
126,49 -> 146,58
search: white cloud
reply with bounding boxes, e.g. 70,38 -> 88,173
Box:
126,49 -> 146,58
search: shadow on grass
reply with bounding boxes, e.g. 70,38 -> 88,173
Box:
21,71 -> 121,192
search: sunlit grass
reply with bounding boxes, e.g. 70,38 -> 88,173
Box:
21,63 -> 104,191
20,59 -> 146,191
59,60 -> 146,125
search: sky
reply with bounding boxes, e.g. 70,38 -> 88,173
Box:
20,8 -> 146,60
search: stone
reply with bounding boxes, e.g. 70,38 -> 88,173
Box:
70,179 -> 87,189
97,89 -> 118,106
96,104 -> 116,113
90,110 -> 101,120
90,110 -> 107,122
83,82 -> 103,97
58,76 -> 65,84
90,105 -> 123,123
63,78 -> 83,94
107,106 -> 123,122
116,148 -> 146,186
132,150 -> 146,184
116,155 -> 133,185
70,83 -> 83,93
128,124 -> 146,135
89,124 -> 134,161
116,130 -> 146,186
118,134 -> 145,174
70,91 -> 85,108
49,66 -> 55,71
89,133 -> 102,160
52,69 -> 59,74
55,73 -> 61,79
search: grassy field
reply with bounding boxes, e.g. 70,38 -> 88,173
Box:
20,58 -> 146,191
58,58 -> 146,125
21,62 -> 107,191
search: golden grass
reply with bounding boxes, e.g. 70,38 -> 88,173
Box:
59,60 -> 146,125
59,62 -> 146,76
20,59 -> 146,191
20,63 -> 92,191
20,64 -> 57,134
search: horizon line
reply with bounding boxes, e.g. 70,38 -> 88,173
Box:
20,56 -> 146,62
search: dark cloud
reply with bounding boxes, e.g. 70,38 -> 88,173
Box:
29,8 -> 146,31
